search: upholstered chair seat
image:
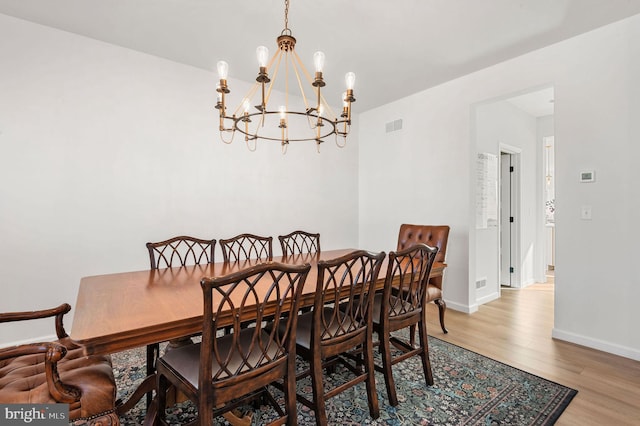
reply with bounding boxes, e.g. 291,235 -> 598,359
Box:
0,304 -> 119,425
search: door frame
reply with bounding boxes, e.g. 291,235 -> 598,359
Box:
499,143 -> 522,289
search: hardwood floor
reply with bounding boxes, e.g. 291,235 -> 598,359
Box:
425,282 -> 640,425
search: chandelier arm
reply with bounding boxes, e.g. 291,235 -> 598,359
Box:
264,50 -> 284,110
267,49 -> 279,70
232,83 -> 260,117
291,51 -> 312,112
293,51 -> 315,86
284,51 -> 290,114
335,132 -> 347,148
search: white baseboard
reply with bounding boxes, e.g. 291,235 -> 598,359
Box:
476,291 -> 500,306
446,300 -> 478,314
0,334 -> 57,349
552,328 -> 640,361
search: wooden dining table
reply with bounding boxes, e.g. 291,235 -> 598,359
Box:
70,248 -> 445,422
71,248 -> 445,356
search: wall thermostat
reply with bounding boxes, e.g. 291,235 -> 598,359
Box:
580,170 -> 595,182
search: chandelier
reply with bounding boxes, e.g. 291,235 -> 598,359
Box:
215,0 -> 356,153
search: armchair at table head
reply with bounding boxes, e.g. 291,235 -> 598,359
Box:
0,303 -> 120,425
278,230 -> 321,256
397,224 -> 450,333
219,233 -> 273,263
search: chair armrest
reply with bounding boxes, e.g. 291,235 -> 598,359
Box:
0,303 -> 71,339
0,341 -> 81,403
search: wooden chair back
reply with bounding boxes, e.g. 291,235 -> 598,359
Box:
146,235 -> 216,269
313,250 -> 385,348
383,243 -> 439,326
219,233 -> 273,263
278,230 -> 321,256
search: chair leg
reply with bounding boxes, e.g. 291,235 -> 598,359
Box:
310,356 -> 328,426
434,299 -> 448,334
418,319 -> 434,386
364,338 -> 380,419
409,324 -> 416,347
146,343 -> 160,407
285,360 -> 298,426
156,372 -> 168,425
379,326 -> 398,406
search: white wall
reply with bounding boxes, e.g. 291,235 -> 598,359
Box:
0,15 -> 360,346
359,15 -> 640,360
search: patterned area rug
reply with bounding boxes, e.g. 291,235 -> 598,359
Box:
113,334 -> 577,425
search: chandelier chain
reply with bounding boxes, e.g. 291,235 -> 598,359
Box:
284,0 -> 289,31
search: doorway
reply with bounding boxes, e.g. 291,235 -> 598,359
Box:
499,147 -> 521,288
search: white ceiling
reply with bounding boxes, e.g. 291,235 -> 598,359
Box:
1,0 -> 639,113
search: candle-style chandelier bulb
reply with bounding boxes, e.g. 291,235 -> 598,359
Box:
345,72 -> 356,90
256,46 -> 269,68
313,51 -> 325,73
217,61 -> 229,80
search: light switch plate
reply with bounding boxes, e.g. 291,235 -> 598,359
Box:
581,206 -> 592,220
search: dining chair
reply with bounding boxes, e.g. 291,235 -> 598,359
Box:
278,230 -> 321,256
219,233 -> 273,263
290,249 -> 385,426
146,235 -> 216,269
373,243 -> 439,406
397,224 -> 450,334
0,303 -> 121,425
145,235 -> 216,405
155,262 -> 311,426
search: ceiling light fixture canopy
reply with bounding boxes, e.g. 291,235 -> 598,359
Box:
215,0 -> 356,153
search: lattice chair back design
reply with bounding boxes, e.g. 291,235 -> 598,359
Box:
291,250 -> 385,426
374,243 -> 439,406
219,233 -> 273,263
155,262 -> 311,426
278,230 -> 321,256
146,235 -> 216,269
0,303 -> 120,425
